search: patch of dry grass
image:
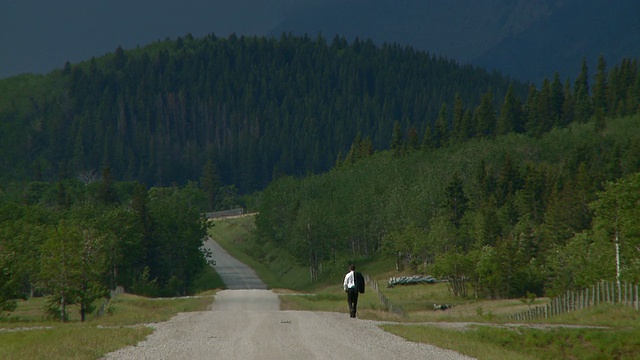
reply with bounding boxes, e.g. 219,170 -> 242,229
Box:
0,292 -> 215,359
0,325 -> 153,360
370,278 -> 551,323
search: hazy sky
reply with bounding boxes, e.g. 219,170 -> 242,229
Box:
1,0 -> 287,78
2,1 -> 638,82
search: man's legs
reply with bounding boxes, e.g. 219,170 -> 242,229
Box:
347,289 -> 358,318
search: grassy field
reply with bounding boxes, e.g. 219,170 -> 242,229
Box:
0,292 -> 215,360
382,305 -> 640,360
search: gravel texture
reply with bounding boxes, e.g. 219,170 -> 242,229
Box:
102,290 -> 474,360
101,238 -> 475,359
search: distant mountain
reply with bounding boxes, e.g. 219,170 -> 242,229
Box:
3,0 -> 638,82
270,0 -> 640,82
0,0 -> 293,78
472,0 -> 640,82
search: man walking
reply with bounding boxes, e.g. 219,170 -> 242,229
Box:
343,264 -> 358,318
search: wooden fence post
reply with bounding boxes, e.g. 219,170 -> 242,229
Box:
510,281 -> 638,322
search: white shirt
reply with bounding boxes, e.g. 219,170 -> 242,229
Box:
343,270 -> 355,291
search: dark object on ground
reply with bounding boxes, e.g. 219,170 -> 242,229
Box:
387,275 -> 438,287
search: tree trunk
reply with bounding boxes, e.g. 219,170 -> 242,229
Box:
616,228 -> 621,303
60,292 -> 66,323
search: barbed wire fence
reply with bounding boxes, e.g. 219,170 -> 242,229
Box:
510,280 -> 639,321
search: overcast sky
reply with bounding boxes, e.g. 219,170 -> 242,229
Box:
0,0 -> 290,78
2,1 -> 639,82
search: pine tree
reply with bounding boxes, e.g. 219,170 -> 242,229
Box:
497,84 -> 522,135
537,78 -> 554,133
593,55 -> 608,114
461,109 -> 474,140
421,124 -> 433,151
433,103 -> 448,147
550,73 -> 565,124
345,132 -> 362,164
518,164 -> 548,224
444,173 -> 468,228
407,127 -> 421,151
475,90 -> 496,138
451,93 -> 465,142
574,57 -> 592,122
626,61 -> 640,114
391,121 -> 404,157
523,85 -> 541,137
561,78 -> 575,126
496,154 -> 521,206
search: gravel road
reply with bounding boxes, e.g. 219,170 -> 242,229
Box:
102,238 -> 475,360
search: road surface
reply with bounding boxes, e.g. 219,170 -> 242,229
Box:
102,238 -> 475,360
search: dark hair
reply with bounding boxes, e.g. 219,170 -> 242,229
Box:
349,264 -> 356,271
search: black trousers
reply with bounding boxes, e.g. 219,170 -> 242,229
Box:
347,288 -> 359,318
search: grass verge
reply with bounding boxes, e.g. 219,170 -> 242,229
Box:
0,325 -> 152,360
382,315 -> 640,360
0,292 -> 215,360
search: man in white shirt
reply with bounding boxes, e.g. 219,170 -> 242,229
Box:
343,264 -> 358,318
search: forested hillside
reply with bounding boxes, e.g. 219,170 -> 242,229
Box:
1,32 -> 639,314
253,55 -> 640,296
256,113 -> 640,298
0,33 -> 525,193
4,34 -> 636,196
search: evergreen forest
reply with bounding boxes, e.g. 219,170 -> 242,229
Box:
1,33 -> 640,319
0,33 -> 527,192
256,114 -> 640,298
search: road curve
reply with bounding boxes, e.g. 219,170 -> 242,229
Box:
102,238 -> 475,360
202,237 -> 268,289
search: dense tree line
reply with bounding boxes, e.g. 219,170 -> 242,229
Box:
0,175 -> 210,320
256,96 -> 640,299
0,33 -> 525,193
3,35 -> 637,196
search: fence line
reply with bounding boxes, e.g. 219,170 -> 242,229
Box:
365,274 -> 406,317
510,280 -> 639,321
